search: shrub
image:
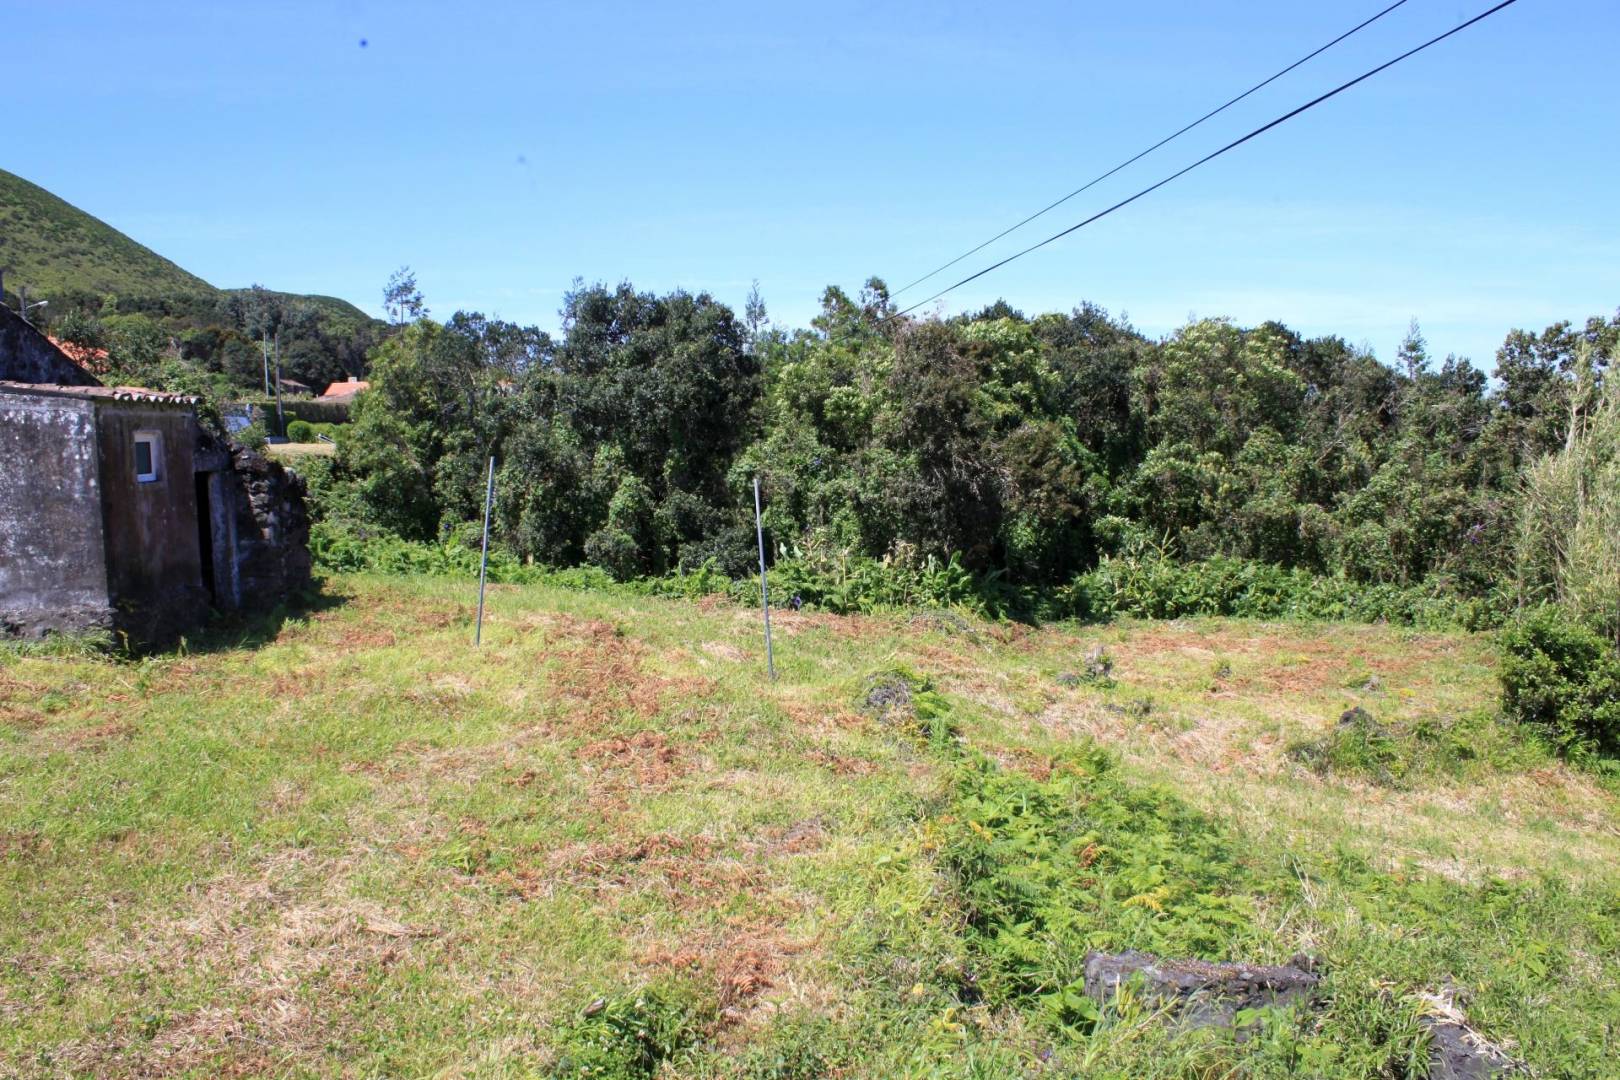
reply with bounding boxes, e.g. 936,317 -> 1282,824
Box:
550,987 -> 698,1078
285,419 -> 315,443
1499,606 -> 1620,760
585,527 -> 642,581
1066,554 -> 1499,630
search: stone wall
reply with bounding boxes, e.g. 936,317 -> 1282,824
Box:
217,446 -> 312,609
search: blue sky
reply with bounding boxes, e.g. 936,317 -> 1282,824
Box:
8,0 -> 1617,366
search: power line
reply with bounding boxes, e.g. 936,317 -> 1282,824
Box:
891,0 -> 1521,321
890,0 -> 1415,298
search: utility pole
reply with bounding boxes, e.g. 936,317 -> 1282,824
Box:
272,327 -> 285,436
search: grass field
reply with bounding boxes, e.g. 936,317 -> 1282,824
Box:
265,443 -> 337,461
2,575 -> 1617,1078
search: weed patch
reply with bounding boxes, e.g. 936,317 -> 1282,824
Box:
935,749 -> 1264,1032
860,668 -> 960,751
1289,707 -> 1540,788
549,987 -> 701,1078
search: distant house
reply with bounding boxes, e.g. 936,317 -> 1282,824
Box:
279,377 -> 314,398
321,376 -> 370,399
0,305 -> 311,642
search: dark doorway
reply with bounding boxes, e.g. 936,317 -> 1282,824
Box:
195,473 -> 216,603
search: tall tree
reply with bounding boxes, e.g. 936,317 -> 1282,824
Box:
384,266 -> 428,325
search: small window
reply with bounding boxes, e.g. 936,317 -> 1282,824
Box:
134,432 -> 162,483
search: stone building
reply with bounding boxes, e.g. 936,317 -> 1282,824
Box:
0,305 -> 311,642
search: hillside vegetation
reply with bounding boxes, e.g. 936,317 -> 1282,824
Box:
0,168 -> 215,300
1,168 -> 382,394
3,576 -> 1616,1076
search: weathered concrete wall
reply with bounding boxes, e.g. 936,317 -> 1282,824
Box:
0,306 -> 98,386
93,403 -> 210,642
0,388 -> 112,635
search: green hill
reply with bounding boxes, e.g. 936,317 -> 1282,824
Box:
0,168 -> 215,300
0,167 -> 373,326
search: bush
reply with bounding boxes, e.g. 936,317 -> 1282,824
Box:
585,527 -> 643,581
1066,554 -> 1500,630
550,987 -> 699,1078
1499,606 -> 1620,760
285,419 -> 315,443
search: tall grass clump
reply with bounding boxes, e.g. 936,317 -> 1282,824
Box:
1514,346 -> 1620,646
1503,351 -> 1620,762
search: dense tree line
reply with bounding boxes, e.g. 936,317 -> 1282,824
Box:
302,277 -> 1615,613
44,285 -> 381,394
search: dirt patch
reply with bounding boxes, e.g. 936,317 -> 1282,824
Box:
991,746 -> 1055,781
579,731 -> 688,788
545,616 -> 671,726
527,832 -> 768,912
64,719 -> 135,746
46,852 -> 432,1077
639,917 -> 816,1024
334,627 -> 397,651
778,698 -> 867,732
741,818 -> 828,857
701,640 -> 747,663
269,673 -> 312,700
806,747 -> 877,776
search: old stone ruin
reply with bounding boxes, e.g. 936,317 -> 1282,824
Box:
0,304 -> 311,644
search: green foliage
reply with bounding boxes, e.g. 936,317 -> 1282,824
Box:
1515,352 -> 1620,644
860,668 -> 959,750
0,167 -> 213,298
937,749 -> 1263,1027
1069,552 -> 1502,629
1288,708 -> 1537,787
285,419 -> 315,443
1499,606 -> 1620,761
548,988 -> 699,1078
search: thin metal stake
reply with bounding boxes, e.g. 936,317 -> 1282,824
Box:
475,456 -> 495,646
753,476 -> 775,681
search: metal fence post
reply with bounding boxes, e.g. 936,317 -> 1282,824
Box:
754,476 -> 775,681
475,456 -> 495,646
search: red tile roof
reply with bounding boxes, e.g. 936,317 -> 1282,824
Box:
321,379 -> 371,398
47,336 -> 112,376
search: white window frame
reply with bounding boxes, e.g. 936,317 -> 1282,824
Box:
134,431 -> 163,484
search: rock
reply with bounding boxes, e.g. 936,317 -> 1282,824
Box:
862,673 -> 914,720
1338,705 -> 1376,729
1083,950 -> 1319,1029
1082,644 -> 1114,683
1418,987 -> 1525,1079
1054,671 -> 1082,687
1423,1020 -> 1521,1079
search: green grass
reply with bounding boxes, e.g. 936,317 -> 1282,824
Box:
2,576 -> 1616,1077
